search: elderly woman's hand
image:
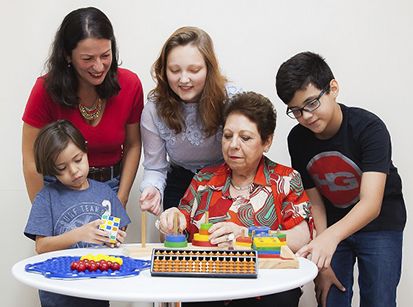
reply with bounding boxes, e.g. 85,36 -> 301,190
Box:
158,207 -> 187,234
208,222 -> 246,247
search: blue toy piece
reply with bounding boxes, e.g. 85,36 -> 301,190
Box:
248,226 -> 270,236
165,234 -> 186,242
25,255 -> 151,279
164,233 -> 188,248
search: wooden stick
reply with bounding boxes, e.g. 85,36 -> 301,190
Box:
141,211 -> 147,248
173,212 -> 178,234
205,211 -> 209,223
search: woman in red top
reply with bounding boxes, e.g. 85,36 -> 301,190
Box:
159,91 -> 313,307
22,7 -> 143,207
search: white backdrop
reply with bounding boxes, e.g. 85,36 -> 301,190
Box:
1,1 -> 411,306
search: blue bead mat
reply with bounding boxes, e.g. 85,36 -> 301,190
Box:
25,256 -> 151,279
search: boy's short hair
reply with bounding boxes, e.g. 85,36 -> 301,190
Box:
276,51 -> 335,104
34,120 -> 87,176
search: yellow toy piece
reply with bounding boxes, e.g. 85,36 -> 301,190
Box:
193,233 -> 210,242
80,253 -> 123,265
253,237 -> 286,248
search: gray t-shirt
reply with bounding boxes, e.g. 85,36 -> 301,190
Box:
24,179 -> 130,248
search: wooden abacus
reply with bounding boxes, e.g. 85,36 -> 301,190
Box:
151,248 -> 258,278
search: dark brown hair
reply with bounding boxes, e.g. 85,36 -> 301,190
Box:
44,7 -> 120,107
149,26 -> 227,136
34,120 -> 87,176
223,91 -> 277,143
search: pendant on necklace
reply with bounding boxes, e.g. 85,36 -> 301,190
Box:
79,98 -> 102,120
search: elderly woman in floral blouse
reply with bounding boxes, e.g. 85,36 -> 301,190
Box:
159,91 -> 313,307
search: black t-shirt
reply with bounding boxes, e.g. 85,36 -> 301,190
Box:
288,104 -> 406,232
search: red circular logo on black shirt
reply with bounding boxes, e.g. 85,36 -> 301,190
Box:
307,151 -> 362,208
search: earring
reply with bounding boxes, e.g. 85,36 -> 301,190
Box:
67,62 -> 71,68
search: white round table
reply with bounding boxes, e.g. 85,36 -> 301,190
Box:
12,244 -> 317,302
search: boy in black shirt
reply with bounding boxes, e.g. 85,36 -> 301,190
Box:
276,51 -> 406,307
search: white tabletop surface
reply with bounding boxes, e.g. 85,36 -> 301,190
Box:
12,244 -> 318,302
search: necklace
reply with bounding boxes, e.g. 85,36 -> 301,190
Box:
79,98 -> 103,120
230,180 -> 253,191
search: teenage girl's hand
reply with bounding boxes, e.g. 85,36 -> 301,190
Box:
139,186 -> 162,216
159,207 -> 187,234
315,266 -> 346,307
296,230 -> 340,269
208,222 -> 246,248
76,219 -> 109,245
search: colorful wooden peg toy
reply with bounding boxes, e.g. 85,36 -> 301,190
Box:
164,212 -> 188,248
192,212 -> 217,247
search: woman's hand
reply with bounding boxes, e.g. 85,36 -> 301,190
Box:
75,220 -> 109,245
208,222 -> 246,247
159,207 -> 187,234
315,266 -> 346,307
139,186 -> 162,216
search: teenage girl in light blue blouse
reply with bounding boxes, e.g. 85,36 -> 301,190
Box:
139,26 -> 239,215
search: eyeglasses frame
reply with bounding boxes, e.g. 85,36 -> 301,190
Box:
286,85 -> 330,119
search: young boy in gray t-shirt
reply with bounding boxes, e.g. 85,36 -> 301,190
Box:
24,120 -> 130,307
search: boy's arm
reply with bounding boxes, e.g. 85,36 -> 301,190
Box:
297,171 -> 386,269
35,220 -> 108,254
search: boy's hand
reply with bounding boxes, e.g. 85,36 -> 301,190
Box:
315,266 -> 346,307
105,228 -> 127,248
296,230 -> 340,269
76,219 -> 109,245
139,186 -> 162,216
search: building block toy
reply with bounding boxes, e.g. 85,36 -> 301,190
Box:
164,234 -> 188,248
235,228 -> 253,249
164,212 -> 188,248
192,212 -> 217,247
246,226 -> 299,269
248,226 -> 270,237
99,211 -> 121,244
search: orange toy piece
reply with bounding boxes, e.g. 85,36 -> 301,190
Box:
192,212 -> 217,247
235,228 -> 252,249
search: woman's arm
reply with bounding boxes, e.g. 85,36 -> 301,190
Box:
139,102 -> 169,212
22,123 -> 43,203
281,220 -> 311,253
306,187 -> 328,236
117,123 -> 141,207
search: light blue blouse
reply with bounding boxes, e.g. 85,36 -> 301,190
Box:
140,85 -> 240,195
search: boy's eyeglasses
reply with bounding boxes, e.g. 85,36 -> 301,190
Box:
286,85 -> 330,119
